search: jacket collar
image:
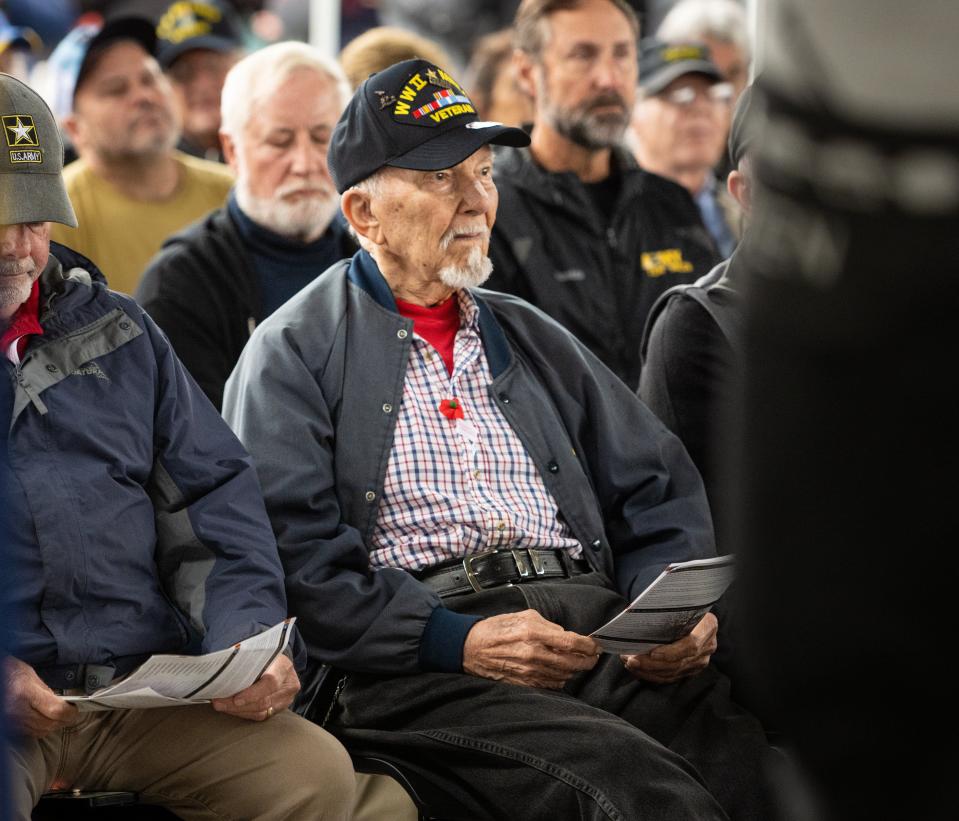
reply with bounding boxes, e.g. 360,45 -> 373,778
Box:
346,249 -> 513,378
494,143 -> 642,202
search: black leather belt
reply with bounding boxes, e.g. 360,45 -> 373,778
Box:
417,548 -> 591,598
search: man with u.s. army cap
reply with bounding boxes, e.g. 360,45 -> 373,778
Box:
224,57 -> 780,821
1,73 -> 355,820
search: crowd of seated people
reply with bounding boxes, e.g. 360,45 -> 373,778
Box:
2,1 -> 834,819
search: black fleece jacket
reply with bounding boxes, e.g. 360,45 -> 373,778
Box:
136,205 -> 356,409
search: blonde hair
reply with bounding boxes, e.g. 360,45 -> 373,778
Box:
338,26 -> 457,90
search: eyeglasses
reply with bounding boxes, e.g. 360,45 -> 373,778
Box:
660,81 -> 735,108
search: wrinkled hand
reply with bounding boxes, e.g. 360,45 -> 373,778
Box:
211,653 -> 300,721
622,612 -> 718,685
463,609 -> 600,689
3,657 -> 79,738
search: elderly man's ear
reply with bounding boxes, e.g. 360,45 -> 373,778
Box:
220,131 -> 239,174
341,188 -> 383,245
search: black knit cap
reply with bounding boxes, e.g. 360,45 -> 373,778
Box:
328,58 -> 529,194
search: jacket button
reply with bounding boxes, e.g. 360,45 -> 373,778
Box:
382,403 -> 393,414
365,491 -> 376,502
590,539 -> 602,551
86,675 -> 100,689
396,329 -> 408,339
547,460 -> 559,473
119,321 -> 131,330
65,670 -> 75,681
499,393 -> 510,404
45,364 -> 58,373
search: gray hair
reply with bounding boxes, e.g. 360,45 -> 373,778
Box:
657,0 -> 751,60
220,41 -> 351,140
346,168 -> 388,246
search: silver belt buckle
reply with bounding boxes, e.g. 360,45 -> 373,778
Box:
462,549 -> 497,592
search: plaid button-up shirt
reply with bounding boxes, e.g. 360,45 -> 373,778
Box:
368,290 -> 583,571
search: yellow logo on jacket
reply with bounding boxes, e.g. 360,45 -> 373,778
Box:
641,249 -> 694,277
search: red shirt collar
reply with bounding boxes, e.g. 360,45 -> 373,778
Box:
1,279 -> 44,359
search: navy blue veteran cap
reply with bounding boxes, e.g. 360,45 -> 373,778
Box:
156,0 -> 243,69
328,58 -> 530,194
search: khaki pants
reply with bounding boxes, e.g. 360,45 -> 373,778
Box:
9,704 -> 355,820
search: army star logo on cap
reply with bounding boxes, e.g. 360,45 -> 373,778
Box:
4,115 -> 38,147
3,114 -> 42,163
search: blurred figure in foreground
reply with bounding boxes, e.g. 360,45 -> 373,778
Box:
733,1 -> 959,819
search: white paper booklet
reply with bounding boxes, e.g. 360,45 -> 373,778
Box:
590,556 -> 734,654
63,618 -> 295,712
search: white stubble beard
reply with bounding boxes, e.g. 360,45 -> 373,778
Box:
0,260 -> 36,319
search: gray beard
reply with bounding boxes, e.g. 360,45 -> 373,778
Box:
546,101 -> 629,150
438,246 -> 493,290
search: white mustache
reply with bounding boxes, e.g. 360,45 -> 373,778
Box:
0,260 -> 34,277
275,183 -> 334,199
440,226 -> 490,249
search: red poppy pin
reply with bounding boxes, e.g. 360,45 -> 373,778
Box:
438,398 -> 464,420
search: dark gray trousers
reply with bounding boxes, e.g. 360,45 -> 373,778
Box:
327,573 -> 779,821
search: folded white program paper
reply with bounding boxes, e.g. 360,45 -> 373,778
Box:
590,557 -> 734,654
63,618 -> 296,712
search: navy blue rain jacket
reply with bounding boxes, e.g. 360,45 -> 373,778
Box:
2,243 -> 291,682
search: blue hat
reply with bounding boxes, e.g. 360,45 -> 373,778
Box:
328,59 -> 529,194
43,16 -> 156,121
0,10 -> 41,56
155,1 -> 243,69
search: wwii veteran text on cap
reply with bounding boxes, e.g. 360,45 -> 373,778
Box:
328,58 -> 529,194
0,73 -> 77,226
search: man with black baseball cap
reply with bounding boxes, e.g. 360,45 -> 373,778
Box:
632,38 -> 740,256
156,0 -> 245,162
1,73 -> 355,821
43,14 -> 234,294
225,58 -> 778,821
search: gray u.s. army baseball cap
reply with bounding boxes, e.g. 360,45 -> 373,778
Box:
0,72 -> 77,227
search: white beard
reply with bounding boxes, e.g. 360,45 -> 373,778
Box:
236,179 -> 340,243
0,260 -> 36,317
438,246 -> 493,290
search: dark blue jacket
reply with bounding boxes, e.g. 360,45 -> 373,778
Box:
224,251 -> 715,685
3,243 -> 291,687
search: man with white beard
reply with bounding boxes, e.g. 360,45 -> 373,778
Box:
223,58 -> 778,821
136,41 -> 356,410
